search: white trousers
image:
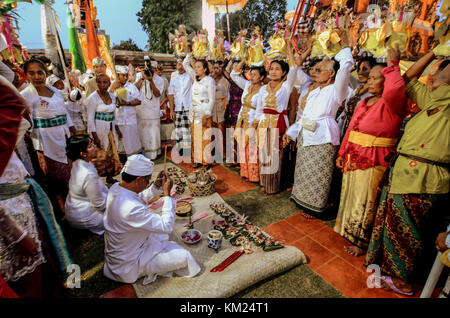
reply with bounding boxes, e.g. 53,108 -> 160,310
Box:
140,241 -> 201,285
138,118 -> 161,160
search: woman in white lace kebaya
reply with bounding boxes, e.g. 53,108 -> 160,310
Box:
65,135 -> 108,235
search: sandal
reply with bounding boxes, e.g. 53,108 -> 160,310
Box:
381,276 -> 413,296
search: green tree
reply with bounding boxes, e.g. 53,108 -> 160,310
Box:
216,0 -> 287,48
137,0 -> 202,53
111,38 -> 143,51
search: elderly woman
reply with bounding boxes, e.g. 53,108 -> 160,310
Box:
283,32 -> 354,215
183,54 -> 216,168
86,73 -> 120,184
336,55 -> 377,139
334,48 -> 407,256
65,135 -> 108,235
231,59 -> 266,182
20,59 -> 76,210
364,49 -> 450,296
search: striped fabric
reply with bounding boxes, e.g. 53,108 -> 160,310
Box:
33,114 -> 67,129
95,112 -> 115,121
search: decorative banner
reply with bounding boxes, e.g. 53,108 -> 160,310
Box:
41,2 -> 67,79
206,0 -> 247,13
68,8 -> 86,73
78,33 -> 114,77
84,0 -> 101,63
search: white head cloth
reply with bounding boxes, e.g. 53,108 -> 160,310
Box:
46,74 -> 61,86
92,57 -> 106,66
115,65 -> 129,74
150,60 -> 158,68
121,154 -> 154,176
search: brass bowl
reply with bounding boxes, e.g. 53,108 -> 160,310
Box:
176,200 -> 192,217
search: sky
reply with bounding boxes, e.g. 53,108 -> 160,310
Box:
16,0 -> 330,50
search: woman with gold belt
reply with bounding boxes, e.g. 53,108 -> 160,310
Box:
231,59 -> 266,183
254,36 -> 297,195
334,47 -> 407,257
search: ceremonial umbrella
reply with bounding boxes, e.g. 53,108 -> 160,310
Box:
206,0 -> 247,42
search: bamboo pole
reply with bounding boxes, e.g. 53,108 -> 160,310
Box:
226,0 -> 231,44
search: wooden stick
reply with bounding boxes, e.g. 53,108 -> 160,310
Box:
163,145 -> 167,172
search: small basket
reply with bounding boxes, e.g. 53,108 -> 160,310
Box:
186,171 -> 217,197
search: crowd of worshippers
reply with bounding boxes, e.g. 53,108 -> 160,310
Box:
0,30 -> 449,298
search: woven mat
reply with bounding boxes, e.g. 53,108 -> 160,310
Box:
132,176 -> 306,298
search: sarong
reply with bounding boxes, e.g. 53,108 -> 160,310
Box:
291,134 -> 337,212
117,124 -> 142,156
191,117 -> 213,165
334,165 -> 387,248
173,110 -> 191,150
259,127 -> 283,194
364,179 -> 445,282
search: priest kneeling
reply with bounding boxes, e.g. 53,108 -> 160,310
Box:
103,154 -> 201,284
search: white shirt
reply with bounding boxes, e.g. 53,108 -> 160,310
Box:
183,54 -> 216,123
86,91 -> 117,150
135,73 -> 165,120
230,70 -> 262,126
103,182 -> 176,284
286,47 -> 354,146
114,82 -> 141,126
168,71 -> 193,111
295,68 -> 314,121
21,84 -> 73,164
256,65 -> 299,126
65,160 -> 108,234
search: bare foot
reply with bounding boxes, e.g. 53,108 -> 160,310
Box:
344,245 -> 365,256
301,212 -> 315,220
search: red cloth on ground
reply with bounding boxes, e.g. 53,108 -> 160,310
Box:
0,81 -> 25,175
338,62 -> 407,171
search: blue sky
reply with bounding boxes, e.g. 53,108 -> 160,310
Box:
15,0 -> 319,50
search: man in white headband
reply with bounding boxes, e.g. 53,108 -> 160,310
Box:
109,65 -> 142,159
103,154 -> 200,284
85,57 -> 107,98
135,58 -> 165,160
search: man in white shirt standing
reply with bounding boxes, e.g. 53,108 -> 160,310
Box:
135,60 -> 165,160
109,65 -> 143,159
283,32 -> 354,217
103,154 -> 201,284
168,58 -> 193,159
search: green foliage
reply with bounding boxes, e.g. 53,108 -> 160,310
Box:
137,0 -> 202,53
111,38 -> 143,51
216,0 -> 287,48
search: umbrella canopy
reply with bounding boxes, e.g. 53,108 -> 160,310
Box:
206,0 -> 247,13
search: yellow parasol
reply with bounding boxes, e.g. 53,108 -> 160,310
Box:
206,0 -> 247,42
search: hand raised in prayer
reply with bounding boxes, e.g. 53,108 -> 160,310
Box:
336,156 -> 344,169
163,174 -> 174,197
436,232 -> 449,252
337,29 -> 349,47
387,45 -> 401,66
16,235 -> 39,258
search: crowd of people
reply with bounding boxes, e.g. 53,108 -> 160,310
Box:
0,23 -> 449,298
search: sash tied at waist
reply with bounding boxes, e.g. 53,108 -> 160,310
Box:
263,108 -> 288,136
